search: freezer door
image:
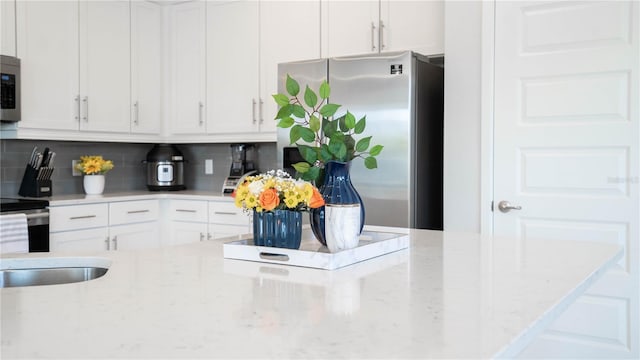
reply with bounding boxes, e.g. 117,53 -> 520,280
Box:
329,51 -> 413,228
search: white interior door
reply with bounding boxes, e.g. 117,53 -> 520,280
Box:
492,1 -> 638,358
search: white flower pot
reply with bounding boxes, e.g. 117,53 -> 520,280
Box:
325,204 -> 361,253
83,175 -> 105,195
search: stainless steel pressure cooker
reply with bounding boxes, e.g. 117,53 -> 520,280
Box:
145,144 -> 186,191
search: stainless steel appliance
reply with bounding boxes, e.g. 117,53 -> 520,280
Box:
0,55 -> 20,122
277,51 -> 444,229
0,198 -> 49,252
222,144 -> 257,195
145,144 -> 186,191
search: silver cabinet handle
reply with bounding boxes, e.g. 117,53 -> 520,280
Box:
69,215 -> 97,220
214,211 -> 237,216
198,101 -> 204,125
497,201 -> 522,213
74,95 -> 80,121
259,98 -> 264,124
133,101 -> 139,125
82,96 -> 88,122
105,237 -> 110,251
252,98 -> 257,124
371,22 -> 377,51
207,233 -> 212,241
112,236 -> 118,250
127,209 -> 150,214
379,20 -> 385,51
199,233 -> 205,241
176,209 -> 197,213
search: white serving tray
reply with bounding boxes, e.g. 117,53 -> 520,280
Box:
222,229 -> 409,270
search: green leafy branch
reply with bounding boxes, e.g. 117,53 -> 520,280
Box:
273,75 -> 383,182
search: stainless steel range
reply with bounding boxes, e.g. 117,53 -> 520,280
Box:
0,198 -> 49,252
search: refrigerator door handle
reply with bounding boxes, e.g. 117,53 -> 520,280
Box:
370,22 -> 377,52
379,20 -> 385,51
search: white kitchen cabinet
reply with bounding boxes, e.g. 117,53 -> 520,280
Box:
49,200 -> 160,253
16,0 -> 131,135
206,0 -> 259,135
206,0 -> 320,137
166,199 -> 209,245
109,222 -> 160,250
78,0 -> 131,133
169,1 -> 206,135
16,0 -> 80,132
1,0 -> 16,56
321,0 -> 444,57
131,1 -> 163,135
51,227 -> 110,253
207,200 -> 250,240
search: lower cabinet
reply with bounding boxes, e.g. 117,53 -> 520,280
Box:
50,200 -> 160,253
208,200 -> 250,241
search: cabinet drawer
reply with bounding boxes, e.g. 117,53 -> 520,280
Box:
208,201 -> 249,225
168,200 -> 208,222
110,200 -> 159,225
50,203 -> 109,232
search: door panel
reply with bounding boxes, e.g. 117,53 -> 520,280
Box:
493,1 -> 638,358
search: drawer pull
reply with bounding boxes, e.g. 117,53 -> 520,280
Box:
176,209 -> 197,213
127,209 -> 150,214
69,215 -> 97,220
214,211 -> 237,216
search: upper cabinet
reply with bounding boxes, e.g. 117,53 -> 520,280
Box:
1,0 -> 16,56
78,0 -> 131,133
12,0 -> 163,142
131,1 -> 163,135
321,0 -> 444,57
168,1 -> 206,135
16,1 -> 80,132
205,0 -> 320,138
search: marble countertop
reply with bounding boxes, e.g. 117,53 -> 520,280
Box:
0,227 -> 622,359
45,190 -> 233,206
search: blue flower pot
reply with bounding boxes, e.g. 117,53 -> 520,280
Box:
309,161 -> 365,246
253,210 -> 303,249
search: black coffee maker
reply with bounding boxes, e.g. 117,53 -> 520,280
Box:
222,144 -> 256,195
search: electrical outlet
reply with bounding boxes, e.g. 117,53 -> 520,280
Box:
205,159 -> 213,175
72,159 -> 81,176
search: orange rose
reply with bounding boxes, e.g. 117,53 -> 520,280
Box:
259,188 -> 280,211
308,188 -> 325,209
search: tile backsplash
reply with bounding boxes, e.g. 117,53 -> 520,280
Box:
0,139 -> 277,197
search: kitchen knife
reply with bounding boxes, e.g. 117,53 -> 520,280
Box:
41,148 -> 50,167
47,152 -> 56,168
29,146 -> 38,167
34,153 -> 43,169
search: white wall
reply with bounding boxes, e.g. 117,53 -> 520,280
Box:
443,1 -> 483,232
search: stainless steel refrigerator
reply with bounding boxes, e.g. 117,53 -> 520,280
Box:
277,51 -> 444,229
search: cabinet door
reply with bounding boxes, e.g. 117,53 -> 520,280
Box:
169,221 -> 208,246
208,223 -> 249,241
379,0 -> 444,55
206,0 -> 259,134
110,222 -> 160,250
321,0 -> 379,57
16,0 -> 80,131
169,1 -> 206,134
50,227 -> 109,253
131,1 -> 163,135
79,0 -> 131,133
1,0 -> 16,56
259,0 -> 321,134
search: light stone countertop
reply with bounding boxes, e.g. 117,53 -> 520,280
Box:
0,227 -> 622,359
45,190 -> 233,206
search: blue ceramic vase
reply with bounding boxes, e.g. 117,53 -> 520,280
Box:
310,161 -> 365,246
253,210 -> 303,249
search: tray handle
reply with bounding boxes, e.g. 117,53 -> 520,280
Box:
259,252 -> 290,262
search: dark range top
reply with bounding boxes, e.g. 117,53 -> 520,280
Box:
0,198 -> 49,212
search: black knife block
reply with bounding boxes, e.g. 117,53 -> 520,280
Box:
18,165 -> 52,197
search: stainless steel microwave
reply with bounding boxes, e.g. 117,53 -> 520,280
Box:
0,55 -> 21,122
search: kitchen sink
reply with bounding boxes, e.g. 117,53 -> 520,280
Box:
0,257 -> 111,288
